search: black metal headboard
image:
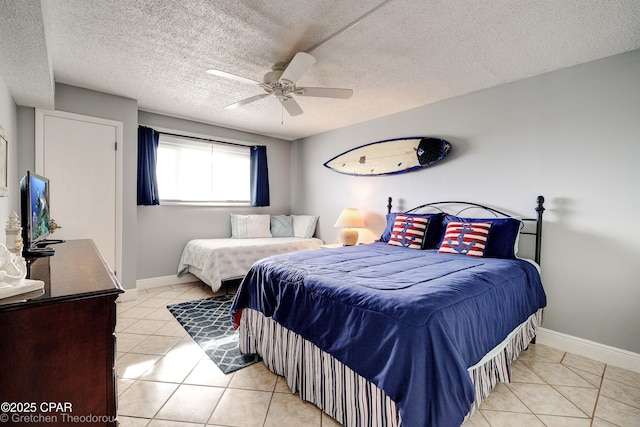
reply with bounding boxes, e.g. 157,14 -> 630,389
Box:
387,196 -> 545,264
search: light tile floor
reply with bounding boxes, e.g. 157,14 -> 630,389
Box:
116,283 -> 640,427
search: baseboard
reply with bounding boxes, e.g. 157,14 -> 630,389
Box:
136,273 -> 198,290
536,327 -> 640,373
116,287 -> 138,302
118,274 -> 195,302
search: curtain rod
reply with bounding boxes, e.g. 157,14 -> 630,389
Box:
154,129 -> 257,149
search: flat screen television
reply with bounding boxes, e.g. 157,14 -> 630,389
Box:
20,171 -> 51,250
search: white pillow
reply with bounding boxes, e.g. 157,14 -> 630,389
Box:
230,214 -> 272,238
291,215 -> 319,238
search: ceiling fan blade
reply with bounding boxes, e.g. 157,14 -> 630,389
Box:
295,87 -> 353,99
279,52 -> 316,84
279,97 -> 303,116
206,69 -> 260,86
224,93 -> 271,109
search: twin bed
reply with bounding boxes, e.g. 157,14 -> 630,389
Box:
229,197 -> 547,427
177,214 -> 323,291
177,236 -> 323,291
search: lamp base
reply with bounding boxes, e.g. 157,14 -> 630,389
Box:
339,228 -> 359,246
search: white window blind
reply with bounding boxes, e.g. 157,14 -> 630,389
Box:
156,134 -> 251,204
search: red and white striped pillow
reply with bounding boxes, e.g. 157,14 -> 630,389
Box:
387,214 -> 429,249
438,221 -> 492,257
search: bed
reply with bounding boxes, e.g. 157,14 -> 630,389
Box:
177,213 -> 323,292
230,197 -> 547,427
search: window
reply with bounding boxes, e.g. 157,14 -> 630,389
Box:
156,134 -> 251,204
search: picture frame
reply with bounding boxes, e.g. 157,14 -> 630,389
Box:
0,126 -> 7,196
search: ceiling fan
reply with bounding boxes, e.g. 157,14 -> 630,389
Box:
206,52 -> 353,116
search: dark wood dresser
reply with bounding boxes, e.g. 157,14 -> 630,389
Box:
0,239 -> 123,426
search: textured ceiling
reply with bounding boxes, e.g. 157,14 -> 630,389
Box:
1,0 -> 640,141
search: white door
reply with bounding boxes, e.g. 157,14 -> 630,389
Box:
35,110 -> 122,277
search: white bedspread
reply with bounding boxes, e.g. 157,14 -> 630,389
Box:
177,237 -> 324,291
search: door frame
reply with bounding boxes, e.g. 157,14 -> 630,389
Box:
35,109 -> 123,281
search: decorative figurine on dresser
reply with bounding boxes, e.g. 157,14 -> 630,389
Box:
5,210 -> 23,254
0,212 -> 44,302
0,243 -> 44,302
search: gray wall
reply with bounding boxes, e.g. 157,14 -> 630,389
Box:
16,107 -> 35,192
136,111 -> 292,280
292,49 -> 640,354
0,73 -> 18,228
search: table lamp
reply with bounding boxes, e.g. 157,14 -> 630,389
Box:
334,208 -> 365,246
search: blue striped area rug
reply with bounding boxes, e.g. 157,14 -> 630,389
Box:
167,295 -> 261,374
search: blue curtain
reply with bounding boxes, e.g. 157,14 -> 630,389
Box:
137,126 -> 160,205
250,145 -> 270,206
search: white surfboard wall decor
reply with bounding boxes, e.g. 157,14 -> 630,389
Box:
323,137 -> 452,176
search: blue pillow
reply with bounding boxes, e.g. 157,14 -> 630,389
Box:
270,215 -> 294,237
380,212 -> 445,249
439,216 -> 522,259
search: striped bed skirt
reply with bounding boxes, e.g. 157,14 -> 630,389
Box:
238,308 -> 543,426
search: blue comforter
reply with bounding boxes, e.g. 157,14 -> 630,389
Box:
231,243 -> 546,427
